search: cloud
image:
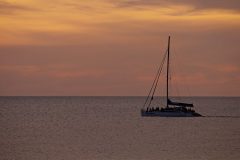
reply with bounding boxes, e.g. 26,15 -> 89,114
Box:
0,0 -> 239,96
113,0 -> 240,11
0,1 -> 36,14
1,0 -> 240,46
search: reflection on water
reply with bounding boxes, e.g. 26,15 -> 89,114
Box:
0,97 -> 239,160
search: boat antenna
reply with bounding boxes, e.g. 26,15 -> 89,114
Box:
166,36 -> 170,108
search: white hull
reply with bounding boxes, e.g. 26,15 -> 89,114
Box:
141,110 -> 201,117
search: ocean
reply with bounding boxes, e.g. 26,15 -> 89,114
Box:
0,96 -> 239,160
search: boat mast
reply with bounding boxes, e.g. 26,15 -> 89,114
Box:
166,36 -> 170,107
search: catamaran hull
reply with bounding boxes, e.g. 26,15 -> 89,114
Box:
141,110 -> 202,117
140,37 -> 203,117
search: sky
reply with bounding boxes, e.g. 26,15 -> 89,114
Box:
0,0 -> 240,96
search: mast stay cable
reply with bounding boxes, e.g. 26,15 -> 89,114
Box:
142,48 -> 168,109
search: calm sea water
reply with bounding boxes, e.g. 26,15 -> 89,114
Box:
0,97 -> 239,160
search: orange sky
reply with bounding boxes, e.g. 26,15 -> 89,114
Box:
0,0 -> 240,96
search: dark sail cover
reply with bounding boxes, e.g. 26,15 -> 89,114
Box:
168,99 -> 194,107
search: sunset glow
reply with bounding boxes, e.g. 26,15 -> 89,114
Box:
0,0 -> 240,96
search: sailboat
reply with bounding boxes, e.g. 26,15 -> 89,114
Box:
141,36 -> 202,117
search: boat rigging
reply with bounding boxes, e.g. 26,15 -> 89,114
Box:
141,36 -> 202,117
